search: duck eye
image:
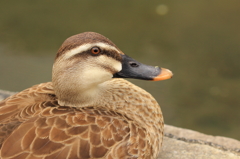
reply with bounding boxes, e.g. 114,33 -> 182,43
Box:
91,47 -> 101,55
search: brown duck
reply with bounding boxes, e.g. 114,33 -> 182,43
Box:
0,32 -> 172,159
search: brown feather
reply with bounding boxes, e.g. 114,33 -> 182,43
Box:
0,79 -> 163,159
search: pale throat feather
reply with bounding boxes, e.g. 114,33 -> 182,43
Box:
53,51 -> 122,107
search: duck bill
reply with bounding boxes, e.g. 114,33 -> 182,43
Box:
113,55 -> 173,81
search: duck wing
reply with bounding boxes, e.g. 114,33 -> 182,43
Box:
0,83 -> 151,159
0,82 -> 55,147
0,106 -> 151,159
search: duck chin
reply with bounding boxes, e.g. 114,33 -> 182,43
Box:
54,66 -> 113,107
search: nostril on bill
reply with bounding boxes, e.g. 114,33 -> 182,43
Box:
129,62 -> 139,67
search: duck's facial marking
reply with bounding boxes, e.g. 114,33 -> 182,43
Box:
94,55 -> 122,74
60,42 -> 122,62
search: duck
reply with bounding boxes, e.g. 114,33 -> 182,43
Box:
0,32 -> 172,159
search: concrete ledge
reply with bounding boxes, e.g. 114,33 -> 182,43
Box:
160,125 -> 240,159
0,89 -> 240,158
164,125 -> 240,151
0,90 -> 16,101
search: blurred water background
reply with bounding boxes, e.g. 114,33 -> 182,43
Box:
0,1 -> 239,140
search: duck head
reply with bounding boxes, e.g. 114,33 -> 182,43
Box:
52,32 -> 173,107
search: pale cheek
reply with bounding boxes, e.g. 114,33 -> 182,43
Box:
114,61 -> 122,72
97,56 -> 122,72
81,67 -> 112,85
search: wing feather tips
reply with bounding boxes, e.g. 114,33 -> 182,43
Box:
91,145 -> 108,158
79,139 -> 91,158
1,105 -> 152,159
31,137 -> 64,155
1,122 -> 33,158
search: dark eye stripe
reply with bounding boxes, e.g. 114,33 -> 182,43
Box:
102,49 -> 122,62
69,48 -> 122,62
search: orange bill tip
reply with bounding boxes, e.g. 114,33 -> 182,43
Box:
152,68 -> 173,81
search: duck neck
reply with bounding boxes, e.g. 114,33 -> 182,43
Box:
54,77 -> 112,107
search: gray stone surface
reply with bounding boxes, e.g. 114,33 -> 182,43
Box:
0,89 -> 16,101
159,136 -> 239,159
1,89 -> 240,158
164,125 -> 240,151
159,125 -> 240,159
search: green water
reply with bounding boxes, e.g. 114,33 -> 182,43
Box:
0,0 -> 240,140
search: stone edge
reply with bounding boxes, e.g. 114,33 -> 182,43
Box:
164,131 -> 240,156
